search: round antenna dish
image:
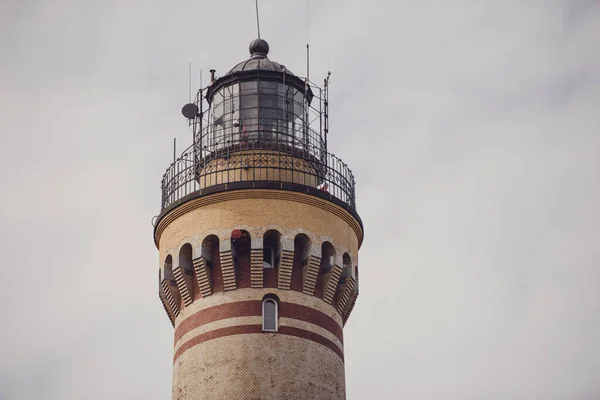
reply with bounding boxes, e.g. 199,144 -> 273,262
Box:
181,103 -> 199,119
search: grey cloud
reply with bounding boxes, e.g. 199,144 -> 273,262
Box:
1,1 -> 599,399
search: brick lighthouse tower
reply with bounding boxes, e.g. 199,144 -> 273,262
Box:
153,38 -> 363,399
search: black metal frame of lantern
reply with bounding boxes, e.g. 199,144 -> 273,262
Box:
157,47 -> 358,225
200,67 -> 323,164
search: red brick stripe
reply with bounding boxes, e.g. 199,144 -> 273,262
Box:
174,301 -> 261,343
173,324 -> 344,363
281,303 -> 343,344
278,326 -> 344,360
174,301 -> 343,344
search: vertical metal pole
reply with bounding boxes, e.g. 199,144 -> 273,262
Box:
324,72 -> 331,155
319,86 -> 322,155
282,67 -> 286,146
199,88 -> 204,159
304,0 -> 310,152
196,85 -> 204,185
255,0 -> 261,39
306,0 -> 310,84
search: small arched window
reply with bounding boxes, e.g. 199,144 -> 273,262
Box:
339,253 -> 352,285
263,230 -> 281,269
164,255 -> 175,284
294,233 -> 311,266
202,235 -> 220,268
179,243 -> 193,277
320,241 -> 336,274
231,229 -> 250,269
262,297 -> 278,332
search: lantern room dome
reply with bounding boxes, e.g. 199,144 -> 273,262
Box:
225,39 -> 291,75
207,38 -> 309,105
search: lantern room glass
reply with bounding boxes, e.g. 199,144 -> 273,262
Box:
208,81 -> 309,152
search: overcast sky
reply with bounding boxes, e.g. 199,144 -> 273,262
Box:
1,0 -> 599,399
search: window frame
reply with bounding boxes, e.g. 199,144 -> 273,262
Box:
262,298 -> 278,332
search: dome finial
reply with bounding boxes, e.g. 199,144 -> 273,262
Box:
249,38 -> 269,57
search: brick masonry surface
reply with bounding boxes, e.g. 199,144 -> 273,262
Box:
176,289 -> 343,328
174,300 -> 344,344
167,291 -> 347,399
155,190 -> 362,256
172,300 -> 345,364
172,333 -> 346,400
157,190 -> 361,400
173,316 -> 344,358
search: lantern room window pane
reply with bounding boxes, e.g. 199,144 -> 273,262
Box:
212,89 -> 224,106
207,80 -> 312,149
240,93 -> 258,110
258,80 -> 278,94
240,81 -> 257,94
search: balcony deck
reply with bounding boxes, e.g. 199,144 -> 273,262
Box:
157,141 -> 358,226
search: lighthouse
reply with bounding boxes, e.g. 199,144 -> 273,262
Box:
153,38 -> 363,399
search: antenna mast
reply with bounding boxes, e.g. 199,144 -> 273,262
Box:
306,0 -> 310,83
188,62 -> 192,103
173,137 -> 176,164
303,0 -> 310,149
255,0 -> 261,39
324,72 -> 331,154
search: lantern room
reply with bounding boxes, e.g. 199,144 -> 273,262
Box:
161,39 -> 357,217
204,38 -> 317,157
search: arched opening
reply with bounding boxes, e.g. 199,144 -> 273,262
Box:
339,253 -> 352,285
263,230 -> 281,269
163,254 -> 181,306
320,241 -> 336,274
179,243 -> 193,277
231,229 -> 251,288
202,235 -> 220,268
202,235 -> 221,292
163,255 -> 174,283
294,234 -> 311,266
291,234 -> 311,291
231,229 -> 250,265
178,243 -> 194,300
315,241 -> 335,299
262,230 -> 281,288
262,294 -> 279,332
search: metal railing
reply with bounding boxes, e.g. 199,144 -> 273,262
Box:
159,71 -> 356,216
199,116 -> 326,164
160,140 -> 356,213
